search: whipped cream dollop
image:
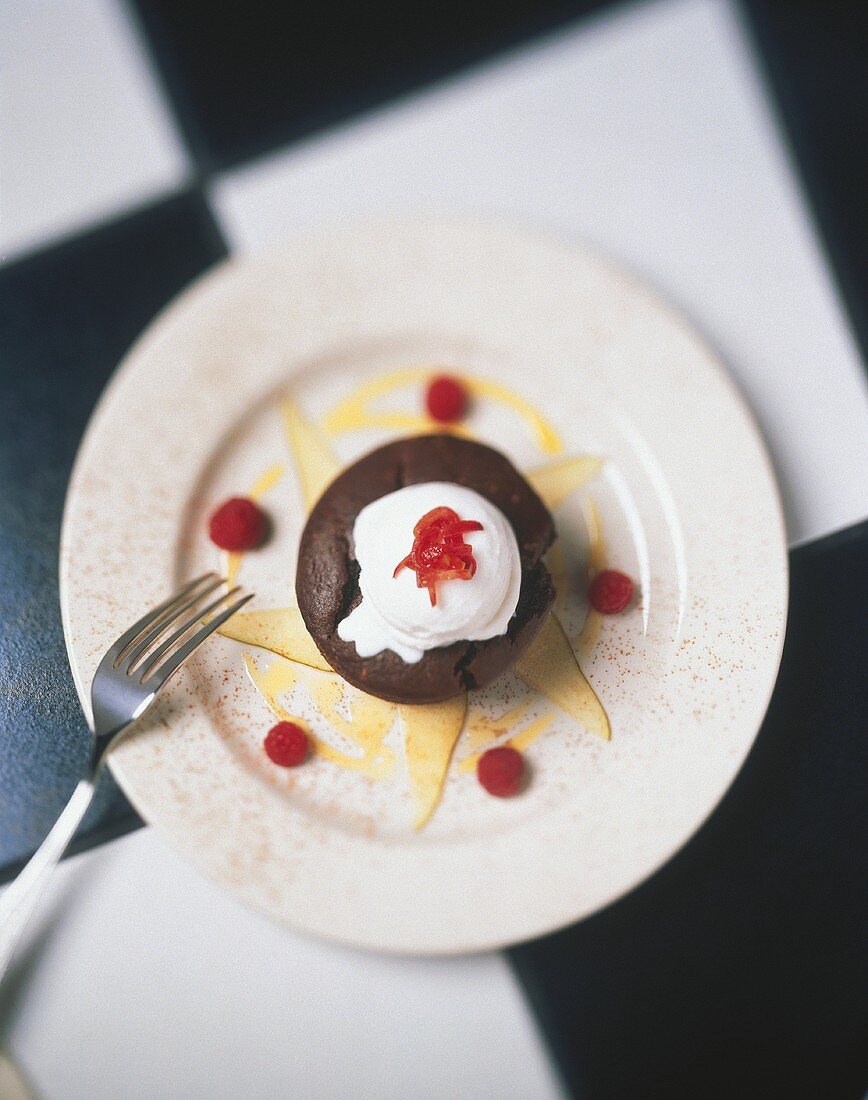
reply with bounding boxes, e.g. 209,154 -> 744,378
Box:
337,482 -> 522,664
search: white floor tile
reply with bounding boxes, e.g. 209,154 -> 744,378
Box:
0,0 -> 189,261
3,830 -> 563,1100
212,0 -> 868,546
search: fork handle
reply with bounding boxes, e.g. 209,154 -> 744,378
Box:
0,777 -> 96,982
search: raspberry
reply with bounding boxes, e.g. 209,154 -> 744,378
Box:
477,745 -> 526,797
263,721 -> 309,767
588,569 -> 634,614
425,375 -> 468,423
208,497 -> 268,551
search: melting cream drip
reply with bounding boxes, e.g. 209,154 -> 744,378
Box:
223,369 -> 611,828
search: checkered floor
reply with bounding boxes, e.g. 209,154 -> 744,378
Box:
1,1 -> 866,1096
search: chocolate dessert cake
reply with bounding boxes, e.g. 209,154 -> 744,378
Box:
296,435 -> 556,704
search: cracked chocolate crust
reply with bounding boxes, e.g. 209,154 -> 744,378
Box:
296,434 -> 556,704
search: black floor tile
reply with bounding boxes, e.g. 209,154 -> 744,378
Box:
741,0 -> 868,368
131,0 -> 615,171
510,521 -> 868,1100
0,191 -> 227,876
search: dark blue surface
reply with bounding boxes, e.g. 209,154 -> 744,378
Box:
510,521 -> 868,1100
741,0 -> 868,366
0,190 -> 226,874
131,0 -> 615,170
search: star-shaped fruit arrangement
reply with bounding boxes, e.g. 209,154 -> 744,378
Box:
209,368 -> 633,828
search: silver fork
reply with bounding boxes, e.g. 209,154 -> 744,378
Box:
0,573 -> 251,980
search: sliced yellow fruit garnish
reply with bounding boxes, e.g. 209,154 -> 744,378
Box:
250,462 -> 285,500
514,614 -> 610,741
220,607 -> 331,672
281,399 -> 341,510
400,695 -> 468,830
527,455 -> 603,510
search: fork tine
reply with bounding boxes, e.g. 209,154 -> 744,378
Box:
134,585 -> 244,680
101,573 -> 220,668
142,593 -> 254,693
118,575 -> 225,671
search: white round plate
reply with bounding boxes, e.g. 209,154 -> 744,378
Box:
60,218 -> 787,954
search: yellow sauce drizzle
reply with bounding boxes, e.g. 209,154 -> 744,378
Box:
321,366 -> 563,454
466,376 -> 563,454
226,463 -> 285,585
457,703 -> 556,772
511,713 -> 558,753
465,699 -> 535,751
323,367 -> 451,437
251,462 -> 286,499
244,653 -> 396,779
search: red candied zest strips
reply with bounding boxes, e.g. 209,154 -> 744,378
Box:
393,505 -> 483,606
588,569 -> 634,614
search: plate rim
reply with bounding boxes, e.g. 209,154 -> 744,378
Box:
59,215 -> 788,954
